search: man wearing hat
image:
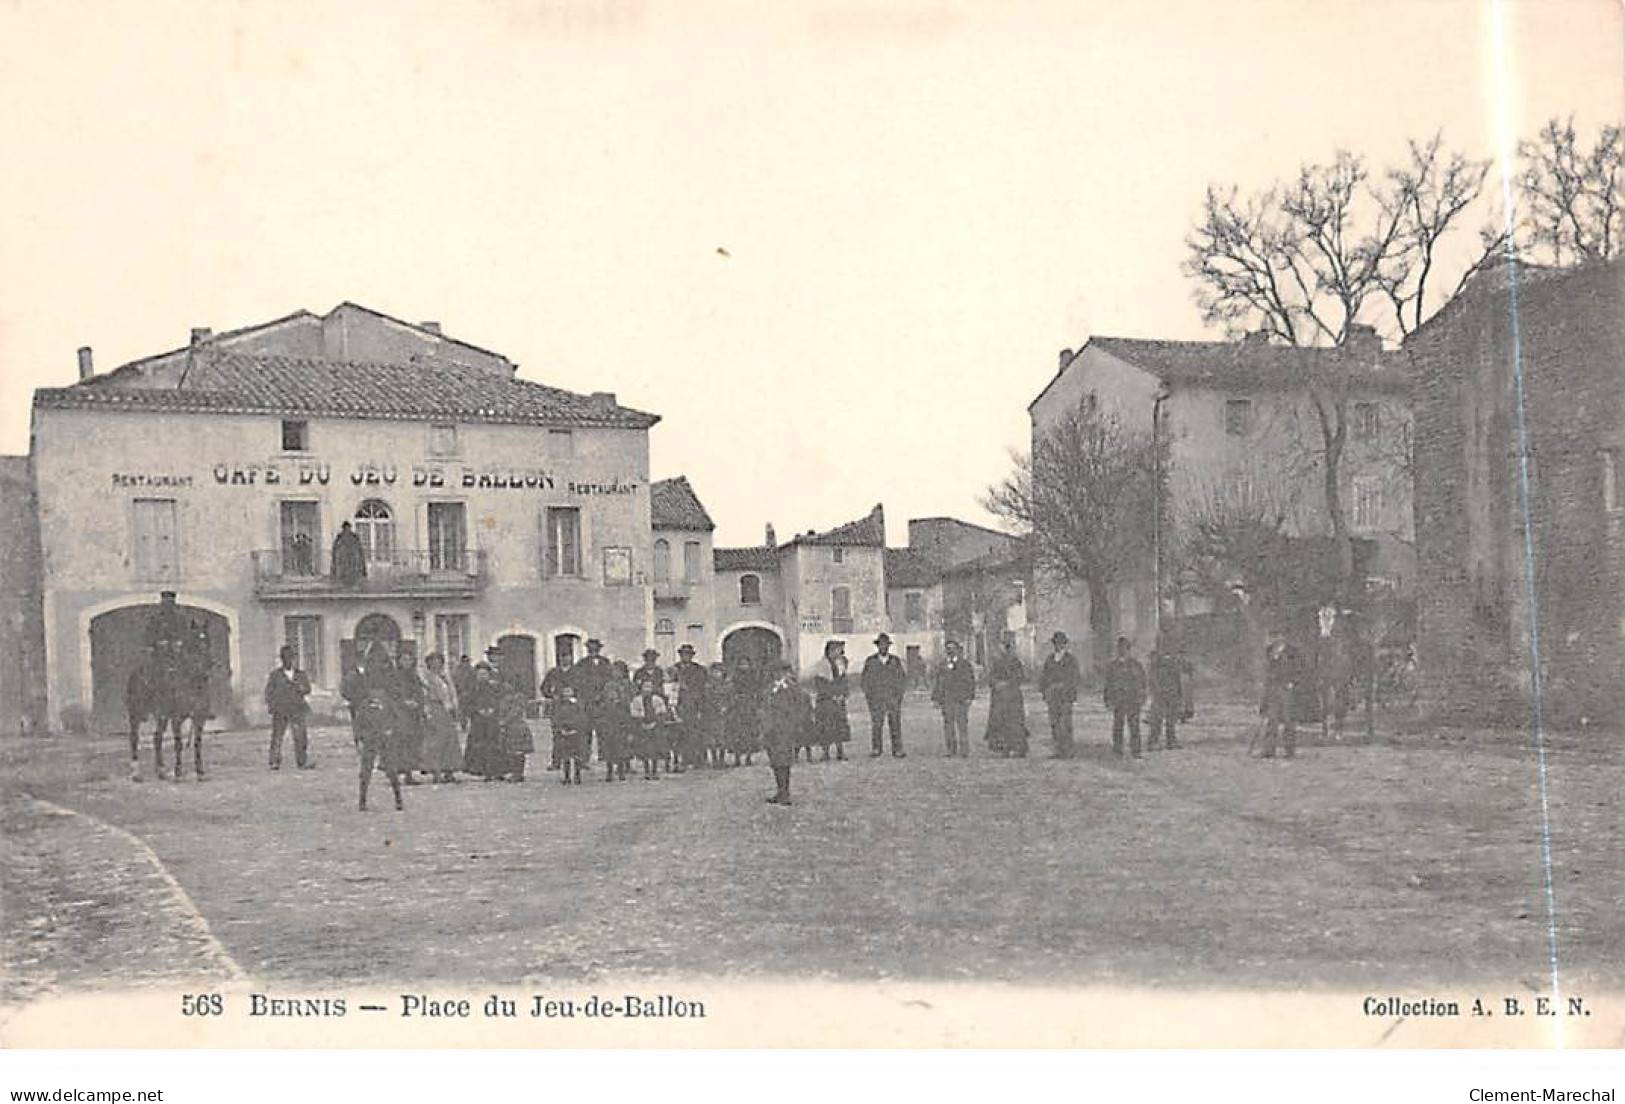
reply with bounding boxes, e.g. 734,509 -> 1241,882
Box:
931,640 -> 976,757
672,642 -> 709,770
572,638 -> 614,762
145,591 -> 187,651
860,632 -> 908,758
1039,631 -> 1082,758
264,644 -> 314,770
1103,636 -> 1147,759
634,648 -> 666,697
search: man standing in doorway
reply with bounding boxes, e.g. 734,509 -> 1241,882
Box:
931,639 -> 975,757
1039,631 -> 1081,759
264,645 -> 314,770
861,633 -> 907,758
1103,636 -> 1147,759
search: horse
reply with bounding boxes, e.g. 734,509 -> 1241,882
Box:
148,631 -> 213,781
126,657 -> 155,781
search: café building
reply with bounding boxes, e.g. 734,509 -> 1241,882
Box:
29,305 -> 660,728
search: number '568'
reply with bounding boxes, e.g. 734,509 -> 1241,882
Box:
182,994 -> 223,1016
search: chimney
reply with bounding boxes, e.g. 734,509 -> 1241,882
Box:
590,391 -> 617,409
1242,330 -> 1271,346
190,327 -> 212,345
764,523 -> 777,548
419,321 -> 442,335
76,346 -> 94,381
1058,348 -> 1075,371
1343,324 -> 1382,359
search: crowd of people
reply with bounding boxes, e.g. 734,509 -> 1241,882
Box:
252,623 -> 1227,813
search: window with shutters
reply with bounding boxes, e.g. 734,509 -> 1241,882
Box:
1353,476 -> 1383,531
1224,398 -> 1253,436
831,586 -> 853,634
653,538 -> 671,582
1602,449 -> 1620,513
284,616 -> 324,684
434,614 -> 471,663
545,507 -> 582,577
427,502 -> 467,572
683,540 -> 701,583
739,573 -> 761,605
131,498 -> 179,581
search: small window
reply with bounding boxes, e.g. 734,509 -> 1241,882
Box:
653,538 -> 672,583
683,540 -> 702,583
739,573 -> 761,605
429,423 -> 458,456
1353,475 -> 1383,531
545,507 -> 582,577
1354,402 -> 1380,442
549,429 -> 575,457
833,547 -> 844,564
1012,580 -> 1027,609
655,617 -> 675,637
904,591 -> 924,628
1083,392 -> 1098,416
1602,449 -> 1620,513
1224,399 -> 1252,436
281,420 -> 309,452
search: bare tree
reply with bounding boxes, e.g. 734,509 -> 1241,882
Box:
983,401 -> 1162,669
1516,115 -> 1624,264
1184,138 -> 1494,592
1170,469 -> 1297,683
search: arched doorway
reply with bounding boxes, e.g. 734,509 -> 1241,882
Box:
496,634 -> 539,701
90,603 -> 232,731
721,625 -> 783,669
354,612 -> 402,659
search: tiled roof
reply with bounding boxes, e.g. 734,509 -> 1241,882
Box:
793,504 -> 886,547
1087,336 -> 1409,393
714,547 -> 779,572
884,547 -> 940,588
34,351 -> 660,429
651,476 -> 715,531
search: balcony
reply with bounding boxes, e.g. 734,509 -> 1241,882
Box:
252,548 -> 488,600
653,578 -> 692,603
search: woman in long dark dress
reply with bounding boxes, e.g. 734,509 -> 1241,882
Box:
812,640 -> 851,762
725,658 -> 763,767
495,671 -> 534,782
461,663 -> 506,780
596,661 -> 634,782
985,635 -> 1030,757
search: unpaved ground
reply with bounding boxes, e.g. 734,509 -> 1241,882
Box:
2,693 -> 1618,999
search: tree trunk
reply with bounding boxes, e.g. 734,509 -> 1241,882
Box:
1086,575 -> 1114,681
1315,391 -> 1356,599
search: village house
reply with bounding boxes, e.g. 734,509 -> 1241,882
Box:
1407,258 -> 1625,722
19,304 -> 660,728
1028,328 -> 1415,672
648,475 -> 718,664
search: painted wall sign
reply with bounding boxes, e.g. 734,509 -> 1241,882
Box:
203,459 -> 639,495
111,473 -> 194,489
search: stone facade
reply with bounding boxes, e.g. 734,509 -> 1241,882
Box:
1027,331 -> 1416,671
24,307 -> 658,729
1407,259 -> 1625,722
0,456 -> 47,734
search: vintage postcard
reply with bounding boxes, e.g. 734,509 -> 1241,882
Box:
0,0 -> 1621,1058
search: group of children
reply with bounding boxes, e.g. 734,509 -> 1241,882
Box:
542,640 -> 840,804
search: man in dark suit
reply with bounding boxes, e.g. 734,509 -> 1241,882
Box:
1103,636 -> 1147,759
1039,630 -> 1082,758
571,638 -> 614,761
931,639 -> 976,757
264,645 -> 314,770
861,633 -> 907,758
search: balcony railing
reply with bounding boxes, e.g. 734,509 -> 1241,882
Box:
652,578 -> 691,602
252,547 -> 487,599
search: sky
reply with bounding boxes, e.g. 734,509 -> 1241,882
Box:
1,0 -> 1620,546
